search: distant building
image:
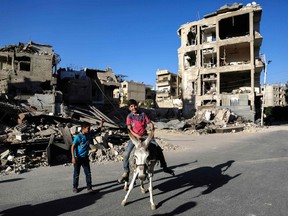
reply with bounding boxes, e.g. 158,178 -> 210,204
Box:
262,84 -> 287,107
86,67 -> 120,106
119,81 -> 146,104
57,67 -> 120,106
57,68 -> 91,104
145,84 -> 155,101
156,69 -> 180,99
177,3 -> 264,120
156,69 -> 181,108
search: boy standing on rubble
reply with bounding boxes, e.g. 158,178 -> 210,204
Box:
71,120 -> 104,193
118,99 -> 174,183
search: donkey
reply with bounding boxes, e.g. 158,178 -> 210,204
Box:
121,130 -> 158,210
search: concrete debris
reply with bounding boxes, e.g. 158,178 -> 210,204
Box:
0,101 -> 259,175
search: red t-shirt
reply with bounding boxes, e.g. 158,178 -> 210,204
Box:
126,112 -> 150,136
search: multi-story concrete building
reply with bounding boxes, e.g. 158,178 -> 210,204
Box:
177,2 -> 264,120
0,41 -> 59,97
119,80 -> 146,104
262,84 -> 287,107
156,69 -> 180,100
57,67 -> 120,105
156,69 -> 182,108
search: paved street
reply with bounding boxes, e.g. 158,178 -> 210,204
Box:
1,126 -> 288,216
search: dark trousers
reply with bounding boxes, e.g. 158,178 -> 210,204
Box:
73,156 -> 92,189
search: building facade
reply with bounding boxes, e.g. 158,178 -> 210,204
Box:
263,84 -> 287,107
177,3 -> 264,120
156,69 -> 181,108
0,41 -> 59,98
119,81 -> 146,104
156,69 -> 180,99
57,67 -> 120,106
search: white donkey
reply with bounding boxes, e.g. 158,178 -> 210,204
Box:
121,130 -> 158,210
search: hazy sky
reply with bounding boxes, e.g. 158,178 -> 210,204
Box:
1,0 -> 287,86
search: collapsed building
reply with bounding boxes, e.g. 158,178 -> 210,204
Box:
0,41 -> 60,99
0,41 -> 61,114
177,2 -> 264,121
57,67 -> 120,107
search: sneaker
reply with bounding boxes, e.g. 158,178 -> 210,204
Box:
117,172 -> 129,184
163,167 -> 175,176
73,188 -> 78,193
87,188 -> 94,193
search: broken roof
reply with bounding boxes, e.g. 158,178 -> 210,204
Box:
0,41 -> 53,55
204,2 -> 243,18
85,67 -> 120,87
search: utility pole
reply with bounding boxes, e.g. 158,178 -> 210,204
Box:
260,54 -> 271,126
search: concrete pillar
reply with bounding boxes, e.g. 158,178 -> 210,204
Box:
249,11 -> 255,111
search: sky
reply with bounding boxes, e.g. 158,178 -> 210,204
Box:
1,0 -> 287,86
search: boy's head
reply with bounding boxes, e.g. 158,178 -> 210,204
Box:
128,99 -> 138,114
81,122 -> 91,134
128,99 -> 137,107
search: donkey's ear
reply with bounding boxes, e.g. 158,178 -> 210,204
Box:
128,132 -> 141,148
143,130 -> 154,147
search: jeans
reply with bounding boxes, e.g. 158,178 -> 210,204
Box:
123,138 -> 166,172
73,156 -> 92,189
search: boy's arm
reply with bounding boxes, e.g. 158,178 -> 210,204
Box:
91,119 -> 105,137
127,125 -> 142,139
148,121 -> 155,131
144,112 -> 154,131
71,144 -> 76,164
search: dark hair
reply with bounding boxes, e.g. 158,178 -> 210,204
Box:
128,99 -> 137,106
81,122 -> 91,129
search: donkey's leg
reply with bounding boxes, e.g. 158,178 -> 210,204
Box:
148,173 -> 156,210
124,181 -> 129,191
121,171 -> 138,206
140,180 -> 146,194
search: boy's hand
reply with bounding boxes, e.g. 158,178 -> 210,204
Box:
72,157 -> 76,164
135,134 -> 142,140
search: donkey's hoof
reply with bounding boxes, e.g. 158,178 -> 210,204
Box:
151,204 -> 156,210
121,200 -> 127,206
141,188 -> 146,194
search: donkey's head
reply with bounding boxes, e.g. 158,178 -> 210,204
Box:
129,130 -> 154,181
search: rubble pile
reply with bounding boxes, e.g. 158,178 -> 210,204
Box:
0,148 -> 49,176
88,133 -> 179,165
0,101 -> 259,176
154,107 -> 258,135
184,107 -> 247,132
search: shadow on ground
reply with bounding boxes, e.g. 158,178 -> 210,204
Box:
152,201 -> 197,216
155,160 -> 241,207
0,180 -> 121,216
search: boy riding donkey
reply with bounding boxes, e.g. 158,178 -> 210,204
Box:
118,99 -> 174,183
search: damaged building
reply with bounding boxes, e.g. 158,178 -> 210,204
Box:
177,2 -> 264,121
156,69 -> 182,108
0,41 -> 60,99
57,67 -> 120,107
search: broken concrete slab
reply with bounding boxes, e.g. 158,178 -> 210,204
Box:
215,126 -> 244,133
